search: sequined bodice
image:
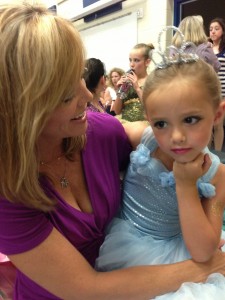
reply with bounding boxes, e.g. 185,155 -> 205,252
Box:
121,87 -> 145,122
120,127 -> 220,239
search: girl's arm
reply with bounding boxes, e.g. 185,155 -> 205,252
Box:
201,44 -> 221,72
8,227 -> 225,300
123,121 -> 149,149
174,153 -> 225,262
112,96 -> 123,115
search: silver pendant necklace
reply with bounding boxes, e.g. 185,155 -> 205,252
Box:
60,175 -> 69,188
40,156 -> 69,189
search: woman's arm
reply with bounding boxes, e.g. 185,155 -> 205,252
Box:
198,43 -> 221,72
174,153 -> 225,262
103,88 -> 112,106
9,227 -> 225,300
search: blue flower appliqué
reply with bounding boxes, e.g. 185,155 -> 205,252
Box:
159,172 -> 216,198
130,144 -> 151,176
159,172 -> 175,187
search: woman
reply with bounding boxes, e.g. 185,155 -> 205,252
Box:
171,15 -> 220,72
209,18 -> 225,151
83,57 -> 106,112
104,67 -> 125,116
0,3 -> 225,300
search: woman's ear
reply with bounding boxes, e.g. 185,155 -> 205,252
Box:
214,102 -> 225,125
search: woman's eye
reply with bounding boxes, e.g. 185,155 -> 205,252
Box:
154,121 -> 167,129
184,116 -> 201,124
63,96 -> 73,104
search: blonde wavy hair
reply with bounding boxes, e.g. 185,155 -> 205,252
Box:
172,15 -> 208,47
0,3 -> 86,210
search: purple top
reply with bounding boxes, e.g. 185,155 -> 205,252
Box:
0,112 -> 131,299
170,42 -> 221,72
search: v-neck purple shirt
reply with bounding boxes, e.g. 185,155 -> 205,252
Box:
0,112 -> 131,299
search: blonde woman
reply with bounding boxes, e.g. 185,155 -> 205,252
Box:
171,15 -> 220,72
171,15 -> 222,151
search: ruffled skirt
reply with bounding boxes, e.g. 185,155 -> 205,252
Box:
96,218 -> 225,299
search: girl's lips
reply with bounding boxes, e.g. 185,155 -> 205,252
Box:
171,148 -> 191,154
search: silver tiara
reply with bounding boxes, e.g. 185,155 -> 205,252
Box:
150,26 -> 199,69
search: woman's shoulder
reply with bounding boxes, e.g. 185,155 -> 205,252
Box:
87,111 -> 122,127
87,111 -> 128,142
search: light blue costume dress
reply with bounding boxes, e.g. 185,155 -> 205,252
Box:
96,127 -> 225,300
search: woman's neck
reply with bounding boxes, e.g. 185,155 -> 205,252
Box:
213,40 -> 220,53
91,94 -> 104,112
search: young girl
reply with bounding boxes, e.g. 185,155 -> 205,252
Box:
113,43 -> 154,122
96,27 -> 225,299
209,18 -> 225,151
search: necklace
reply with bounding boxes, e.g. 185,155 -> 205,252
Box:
40,156 -> 69,188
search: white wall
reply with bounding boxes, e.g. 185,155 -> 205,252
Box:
79,12 -> 138,73
2,0 -> 174,72
68,0 -> 174,73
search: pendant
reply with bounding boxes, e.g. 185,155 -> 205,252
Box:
60,176 -> 69,188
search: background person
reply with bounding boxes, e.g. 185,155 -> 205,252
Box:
209,18 -> 225,151
113,43 -> 154,122
83,57 -> 106,113
171,15 -> 220,72
104,67 -> 125,116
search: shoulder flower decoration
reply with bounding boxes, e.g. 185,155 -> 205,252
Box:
130,144 -> 151,176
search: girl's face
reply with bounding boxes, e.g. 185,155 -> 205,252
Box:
111,71 -> 121,86
129,49 -> 150,76
209,22 -> 223,43
145,80 -> 222,164
39,79 -> 92,143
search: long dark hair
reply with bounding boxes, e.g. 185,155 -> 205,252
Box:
210,17 -> 225,52
83,58 -> 105,93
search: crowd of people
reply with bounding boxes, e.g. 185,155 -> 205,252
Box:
1,2 -> 225,300
83,15 -> 225,151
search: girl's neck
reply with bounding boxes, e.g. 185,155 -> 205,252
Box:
153,147 -> 174,171
138,74 -> 147,87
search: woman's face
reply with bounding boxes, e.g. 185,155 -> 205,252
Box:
111,71 -> 121,86
39,79 -> 92,143
209,22 -> 224,44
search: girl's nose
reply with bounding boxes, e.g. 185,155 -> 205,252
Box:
171,128 -> 186,144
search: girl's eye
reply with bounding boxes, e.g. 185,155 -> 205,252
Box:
184,116 -> 201,124
154,120 -> 167,129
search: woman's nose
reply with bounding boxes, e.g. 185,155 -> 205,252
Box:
78,80 -> 93,106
